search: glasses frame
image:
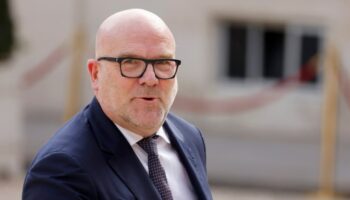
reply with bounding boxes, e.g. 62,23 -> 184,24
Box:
97,57 -> 181,80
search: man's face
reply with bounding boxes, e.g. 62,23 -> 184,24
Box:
90,25 -> 178,136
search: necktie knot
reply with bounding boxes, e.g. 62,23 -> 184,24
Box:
138,135 -> 159,156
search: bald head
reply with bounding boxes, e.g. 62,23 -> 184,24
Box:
95,9 -> 175,58
87,9 -> 179,136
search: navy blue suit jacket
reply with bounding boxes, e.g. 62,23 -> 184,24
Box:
22,98 -> 212,200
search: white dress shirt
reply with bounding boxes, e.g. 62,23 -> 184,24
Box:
116,124 -> 196,200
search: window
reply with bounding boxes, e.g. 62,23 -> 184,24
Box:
263,30 -> 285,79
300,35 -> 320,83
227,24 -> 247,78
224,22 -> 322,84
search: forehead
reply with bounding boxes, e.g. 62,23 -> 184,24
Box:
96,14 -> 176,58
116,33 -> 175,58
99,34 -> 175,60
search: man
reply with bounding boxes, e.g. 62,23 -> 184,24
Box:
22,9 -> 212,200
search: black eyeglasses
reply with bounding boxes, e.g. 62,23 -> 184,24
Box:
97,57 -> 181,79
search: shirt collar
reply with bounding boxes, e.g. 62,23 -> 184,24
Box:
115,124 -> 171,146
157,126 -> 171,144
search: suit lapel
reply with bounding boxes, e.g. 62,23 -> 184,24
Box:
86,98 -> 161,200
164,120 -> 211,200
87,98 -> 211,199
107,138 -> 161,200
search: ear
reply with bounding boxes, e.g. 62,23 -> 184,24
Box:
87,59 -> 100,94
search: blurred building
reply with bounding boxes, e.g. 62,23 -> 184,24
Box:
1,0 -> 350,194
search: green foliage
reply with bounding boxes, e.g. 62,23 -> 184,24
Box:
0,0 -> 15,61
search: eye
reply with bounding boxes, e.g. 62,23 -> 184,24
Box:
122,58 -> 140,64
156,60 -> 171,65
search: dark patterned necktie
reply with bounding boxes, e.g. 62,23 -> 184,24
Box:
138,135 -> 173,200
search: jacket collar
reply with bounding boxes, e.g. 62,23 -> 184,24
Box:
164,119 -> 212,200
85,97 -> 161,200
85,97 -> 211,200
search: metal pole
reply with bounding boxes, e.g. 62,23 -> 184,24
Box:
63,0 -> 86,121
315,45 -> 339,199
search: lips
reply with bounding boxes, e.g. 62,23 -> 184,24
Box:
134,96 -> 159,102
142,97 -> 155,101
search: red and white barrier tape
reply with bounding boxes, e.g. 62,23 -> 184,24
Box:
19,43 -> 349,114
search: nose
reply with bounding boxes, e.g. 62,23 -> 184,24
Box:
138,63 -> 159,86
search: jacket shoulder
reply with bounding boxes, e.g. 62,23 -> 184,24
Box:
166,113 -> 198,132
166,113 -> 207,163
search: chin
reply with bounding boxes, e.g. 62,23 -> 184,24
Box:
136,111 -> 165,128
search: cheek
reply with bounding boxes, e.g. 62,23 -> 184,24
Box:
98,71 -> 122,101
170,80 -> 178,96
163,80 -> 178,103
106,78 -> 137,108
172,82 -> 178,99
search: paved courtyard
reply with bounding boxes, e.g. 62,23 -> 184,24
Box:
2,177 -> 348,200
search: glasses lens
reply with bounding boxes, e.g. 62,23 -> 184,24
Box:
154,60 -> 177,78
121,58 -> 145,77
119,58 -> 179,79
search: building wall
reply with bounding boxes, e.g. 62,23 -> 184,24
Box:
2,0 -> 349,187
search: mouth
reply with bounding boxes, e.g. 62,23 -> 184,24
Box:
142,97 -> 156,101
135,97 -> 159,102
